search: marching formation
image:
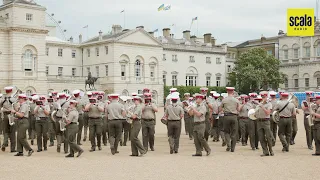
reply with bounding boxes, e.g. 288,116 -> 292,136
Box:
0,86 -> 320,158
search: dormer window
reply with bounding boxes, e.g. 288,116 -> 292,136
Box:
26,13 -> 33,22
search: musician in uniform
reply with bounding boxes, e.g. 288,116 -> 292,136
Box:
72,90 -> 85,145
53,93 -> 70,153
0,86 -> 16,152
290,107 -> 299,146
106,94 -> 126,155
12,94 -> 34,156
47,96 -> 56,147
119,97 -> 130,147
200,87 -> 213,142
29,94 -> 38,145
128,96 -> 146,156
255,91 -> 274,156
141,93 -> 158,151
274,92 -> 296,152
269,91 -> 278,146
84,96 -> 104,152
34,96 -> 50,152
102,97 -> 111,146
248,93 -> 259,150
211,93 -> 221,142
83,91 -> 92,141
65,100 -> 84,158
190,94 -> 211,156
220,87 -> 240,152
183,93 -> 194,140
302,91 -> 314,150
310,95 -> 320,156
238,95 -> 250,146
165,88 -> 178,110
164,95 -> 184,154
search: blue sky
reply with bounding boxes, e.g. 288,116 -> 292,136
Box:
31,0 -> 315,43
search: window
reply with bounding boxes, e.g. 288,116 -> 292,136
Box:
150,66 -> 155,81
26,13 -> 33,21
189,56 -> 195,63
72,50 -> 76,58
96,47 -> 99,56
45,66 -> 49,76
293,49 -> 299,59
87,49 -> 90,57
216,57 -> 221,64
267,50 -> 272,55
26,90 -> 32,97
304,42 -> 311,58
105,46 -> 108,55
72,68 -> 76,76
186,76 -> 197,86
172,75 -> 177,86
58,67 -> 63,76
163,75 -> 166,86
227,65 -> 232,73
135,60 -> 141,81
206,57 -> 211,64
316,42 -> 320,57
172,55 -> 177,62
284,50 -> 288,59
163,54 -> 166,61
317,78 -> 320,87
206,76 -> 211,87
294,78 -> 299,88
96,66 -> 99,77
284,78 -> 288,88
58,48 -> 63,57
216,76 -> 221,87
305,78 -> 309,88
46,48 -> 49,56
121,65 -> 126,80
105,65 -> 108,76
87,67 -> 90,75
23,50 -> 33,71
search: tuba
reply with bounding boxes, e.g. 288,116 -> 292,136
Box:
272,93 -> 298,123
126,104 -> 135,124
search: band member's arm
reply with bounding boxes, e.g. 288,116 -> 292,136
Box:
66,111 -> 75,124
84,103 -> 91,112
120,104 -> 126,117
164,108 -> 169,119
44,105 -> 50,116
260,103 -> 271,115
291,104 -> 297,116
152,104 -> 158,112
179,107 -> 184,119
131,106 -> 141,120
11,104 -> 27,118
301,102 -> 308,111
191,105 -> 205,117
34,105 -> 39,114
97,103 -> 104,112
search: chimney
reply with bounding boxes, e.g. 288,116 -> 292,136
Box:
149,31 -> 154,37
79,34 -> 82,43
278,30 -> 284,36
3,0 -> 13,5
261,35 -> 266,43
69,36 -> 73,43
112,25 -> 122,35
99,30 -> 103,41
183,30 -> 191,40
190,35 -> 196,42
136,26 -> 144,29
204,33 -> 212,44
171,34 -> 174,38
163,28 -> 170,37
211,38 -> 216,46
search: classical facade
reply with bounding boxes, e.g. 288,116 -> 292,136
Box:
279,23 -> 320,91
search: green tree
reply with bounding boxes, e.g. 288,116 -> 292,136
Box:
229,48 -> 284,94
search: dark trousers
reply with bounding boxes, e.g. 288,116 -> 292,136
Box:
130,120 -> 145,155
142,119 -> 155,150
89,118 -> 102,148
278,118 -> 292,149
270,119 -> 278,144
122,120 -> 130,146
291,117 -> 298,143
184,116 -> 189,135
249,120 -> 259,149
83,112 -> 89,140
67,124 -> 82,155
223,115 -> 238,151
55,118 -> 68,153
219,116 -> 225,142
28,114 -> 36,140
239,118 -> 249,144
313,122 -> 320,154
17,118 -> 32,153
167,120 -> 181,151
211,115 -> 219,140
108,120 -> 123,151
204,114 -> 210,141
48,117 -> 56,143
257,119 -> 273,154
35,119 -> 49,150
76,114 -> 84,144
193,122 -> 211,155
102,118 -> 109,145
304,115 -> 314,148
2,114 -> 16,151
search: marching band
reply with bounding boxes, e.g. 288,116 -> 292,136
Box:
1,85 -> 320,157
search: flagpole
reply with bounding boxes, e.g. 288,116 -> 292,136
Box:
87,26 -> 89,40
197,19 -> 198,37
124,10 -> 126,29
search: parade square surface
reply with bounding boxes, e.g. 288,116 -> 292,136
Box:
0,108 -> 318,180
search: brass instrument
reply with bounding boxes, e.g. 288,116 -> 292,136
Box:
306,101 -> 317,126
8,102 -> 18,126
126,104 -> 135,124
272,93 -> 298,123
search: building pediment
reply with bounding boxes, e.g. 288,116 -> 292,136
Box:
116,29 -> 162,47
171,71 -> 178,75
119,59 -> 129,64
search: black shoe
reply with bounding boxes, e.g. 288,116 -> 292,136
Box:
28,150 -> 34,157
139,151 -> 146,157
308,146 -> 314,150
120,141 -> 123,146
270,151 -> 274,156
282,147 -> 288,152
49,143 -> 54,147
206,150 -> 211,156
14,152 -> 24,156
189,138 -> 193,140
130,155 -> 138,157
192,154 -> 202,157
260,153 -> 270,157
111,148 -> 116,155
286,146 -> 289,152
174,150 -> 178,154
57,146 -> 61,153
77,150 -> 84,157
98,147 -> 102,151
37,149 -> 42,152
312,153 -> 320,156
231,149 -> 235,152
10,150 -> 17,153
150,147 -> 155,151
44,147 -> 47,151
170,149 -> 173,154
222,142 -> 226,147
242,143 -> 246,146
115,151 -> 119,154
255,147 -> 259,150
252,147 -> 256,150
65,154 -> 74,158
31,140 -> 34,145
123,143 -> 127,146
83,138 -> 86,142
1,146 -> 5,152
89,148 -> 96,152
103,143 -> 107,146
290,141 -> 294,145
226,147 -> 231,152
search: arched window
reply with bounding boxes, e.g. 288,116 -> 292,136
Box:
315,41 -> 320,57
135,60 -> 141,81
122,89 -> 129,96
26,90 -> 32,97
284,77 -> 288,89
24,49 -> 33,71
292,44 -> 299,59
292,74 -> 299,88
282,45 -> 289,60
304,42 -> 311,58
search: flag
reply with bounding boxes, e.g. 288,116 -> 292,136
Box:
191,17 -> 198,24
153,29 -> 158,32
164,5 -> 171,10
158,4 -> 164,11
170,24 -> 175,26
120,10 -> 125,13
83,25 -> 88,28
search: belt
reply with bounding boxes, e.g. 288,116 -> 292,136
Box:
314,121 -> 320,124
110,119 -> 124,121
212,114 -> 218,115
39,117 -> 48,120
280,116 -> 291,119
257,118 -> 270,121
194,121 -> 205,125
142,119 -> 154,121
70,122 -> 77,124
3,111 -> 10,114
168,120 -> 180,121
224,113 -> 237,116
239,117 -> 248,119
55,116 -> 62,118
89,117 -> 101,119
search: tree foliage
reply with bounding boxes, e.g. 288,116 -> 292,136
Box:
228,48 -> 284,94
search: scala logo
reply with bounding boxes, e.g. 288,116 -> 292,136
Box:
287,9 -> 314,36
